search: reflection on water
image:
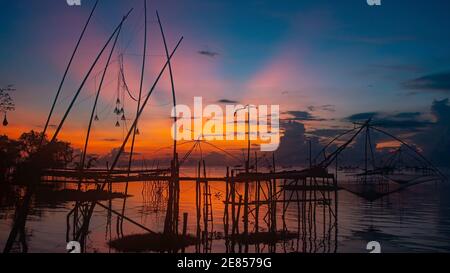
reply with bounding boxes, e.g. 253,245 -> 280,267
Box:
1,169 -> 450,253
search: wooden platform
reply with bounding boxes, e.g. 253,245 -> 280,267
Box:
40,167 -> 336,184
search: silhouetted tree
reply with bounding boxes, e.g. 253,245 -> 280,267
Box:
13,131 -> 74,183
18,130 -> 47,158
0,135 -> 20,182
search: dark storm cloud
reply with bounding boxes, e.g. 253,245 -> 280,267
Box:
403,72 -> 450,92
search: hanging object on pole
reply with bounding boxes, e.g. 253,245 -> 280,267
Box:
136,128 -> 140,135
94,114 -> 99,121
2,113 -> 8,127
121,113 -> 126,121
115,120 -> 120,127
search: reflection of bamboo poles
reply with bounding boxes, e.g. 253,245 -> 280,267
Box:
231,171 -> 236,237
203,160 -> 208,237
236,195 -> 243,235
96,202 -> 155,234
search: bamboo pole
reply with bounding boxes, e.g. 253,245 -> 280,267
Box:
196,161 -> 201,240
50,9 -> 133,143
75,36 -> 184,242
224,167 -> 229,237
40,0 -> 99,146
3,7 -> 131,254
95,202 -> 155,234
79,22 -> 123,189
231,170 -> 236,236
122,0 -> 148,232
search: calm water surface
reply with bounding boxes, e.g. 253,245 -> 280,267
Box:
1,168 -> 449,253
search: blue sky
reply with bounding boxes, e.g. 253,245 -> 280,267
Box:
1,0 -> 450,158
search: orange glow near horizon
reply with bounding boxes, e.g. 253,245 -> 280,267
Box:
376,140 -> 402,150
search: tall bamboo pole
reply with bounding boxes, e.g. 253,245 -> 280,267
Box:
79,23 -> 123,188
120,0 -> 148,234
157,10 -> 180,235
50,9 -> 133,143
40,0 -> 99,146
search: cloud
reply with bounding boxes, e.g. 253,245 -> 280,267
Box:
403,72 -> 450,92
274,121 -> 321,166
217,99 -> 239,104
392,112 -> 422,119
101,138 -> 120,142
283,111 -> 325,121
35,124 -> 58,129
346,112 -> 379,122
307,104 -> 336,113
371,119 -> 432,129
275,100 -> 450,168
198,50 -> 219,58
413,99 -> 450,165
309,128 -> 351,138
346,111 -> 431,130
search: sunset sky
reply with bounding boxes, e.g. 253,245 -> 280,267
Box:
1,0 -> 450,164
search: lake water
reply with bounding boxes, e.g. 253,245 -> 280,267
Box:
1,168 -> 450,253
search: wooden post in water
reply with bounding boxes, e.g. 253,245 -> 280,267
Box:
182,213 -> 188,237
243,178 -> 249,236
231,170 -> 236,237
255,152 -> 259,234
196,161 -> 201,241
182,212 -> 188,254
202,160 -> 208,237
235,195 -> 243,236
333,166 -> 338,253
224,167 -> 229,237
271,153 -> 277,234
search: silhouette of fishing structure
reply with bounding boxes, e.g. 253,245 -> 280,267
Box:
312,119 -> 447,202
3,1 -> 446,253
